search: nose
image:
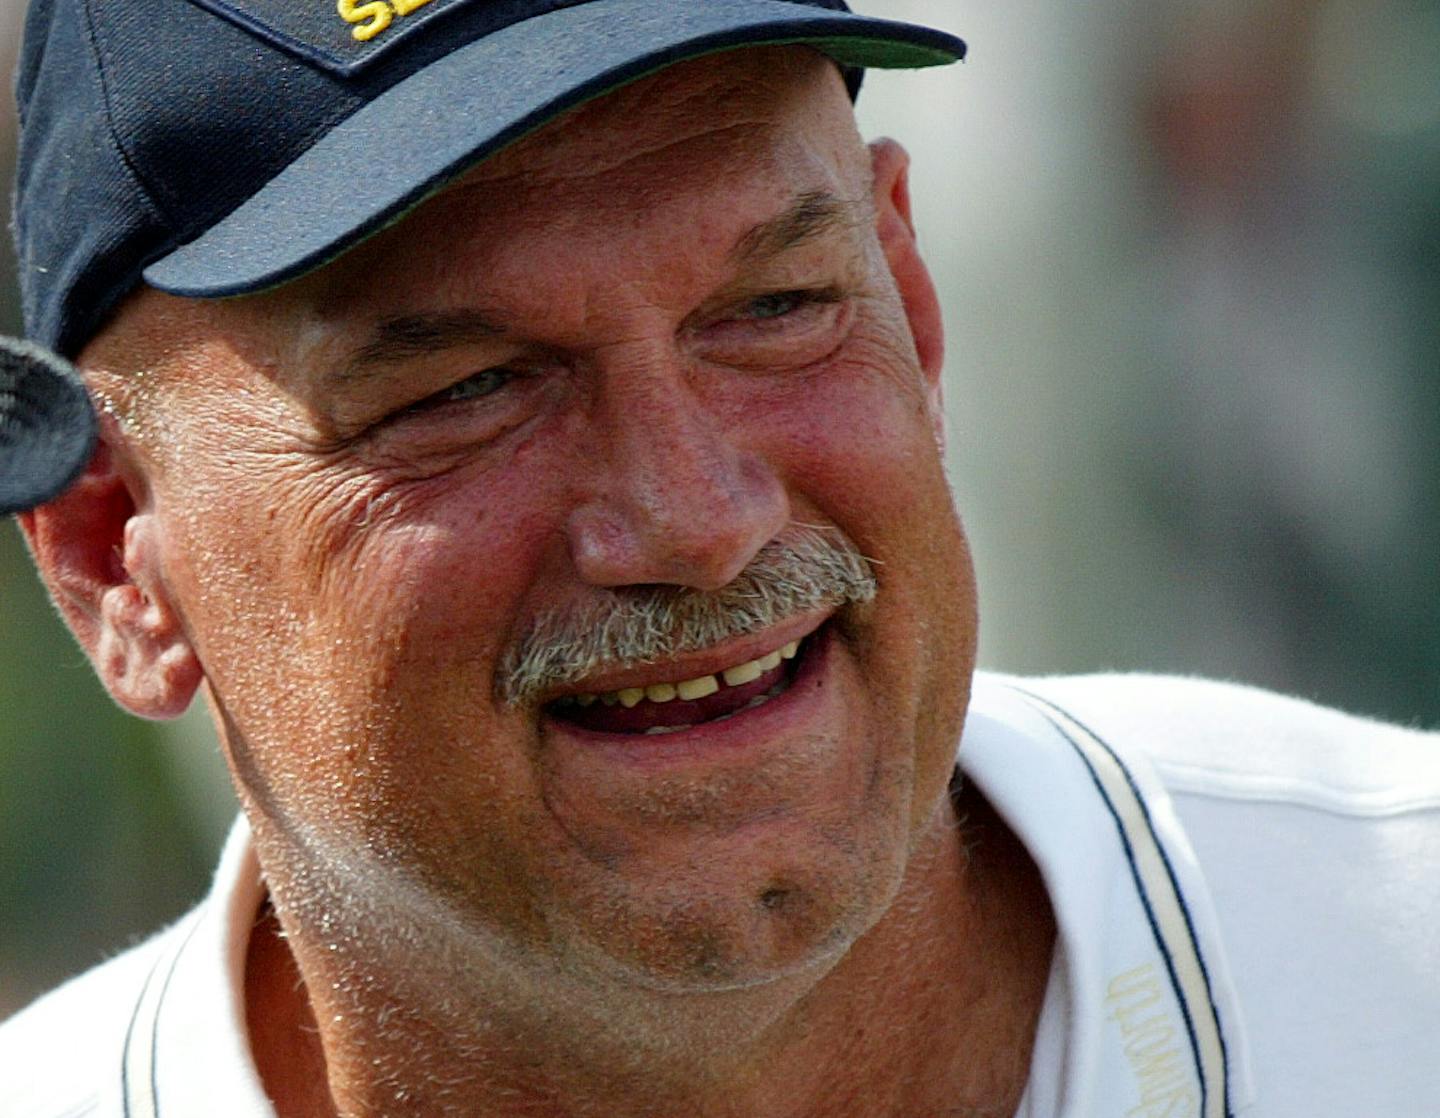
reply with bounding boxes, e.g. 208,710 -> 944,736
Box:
566,354 -> 790,591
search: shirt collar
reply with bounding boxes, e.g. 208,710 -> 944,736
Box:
122,817 -> 273,1117
962,675 -> 1254,1118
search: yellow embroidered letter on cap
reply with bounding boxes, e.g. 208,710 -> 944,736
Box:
337,0 -> 437,42
338,0 -> 392,42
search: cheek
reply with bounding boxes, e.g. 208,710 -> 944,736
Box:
165,452 -> 567,897
160,443 -> 560,764
750,341 -> 946,531
742,335 -> 976,808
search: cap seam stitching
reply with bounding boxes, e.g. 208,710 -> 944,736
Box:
78,0 -> 175,231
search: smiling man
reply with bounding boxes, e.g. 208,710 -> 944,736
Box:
2,2 -> 1438,1117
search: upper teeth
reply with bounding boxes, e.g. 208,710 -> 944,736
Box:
561,640 -> 800,708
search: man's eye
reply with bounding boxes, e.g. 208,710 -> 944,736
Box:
436,368 -> 513,403
742,291 -> 811,320
395,367 -> 515,420
695,286 -> 849,370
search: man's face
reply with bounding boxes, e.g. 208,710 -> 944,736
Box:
87,49 -> 977,1009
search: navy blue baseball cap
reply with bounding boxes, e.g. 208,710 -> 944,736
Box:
3,0 -> 964,513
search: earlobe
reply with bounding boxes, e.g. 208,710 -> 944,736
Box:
19,424 -> 202,720
869,138 -> 947,445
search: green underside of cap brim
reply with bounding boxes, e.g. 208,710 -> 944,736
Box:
789,35 -> 963,69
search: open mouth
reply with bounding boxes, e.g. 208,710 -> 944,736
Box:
545,630 -> 817,736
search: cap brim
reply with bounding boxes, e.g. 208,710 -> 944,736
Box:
143,0 -> 964,299
0,338 -> 97,516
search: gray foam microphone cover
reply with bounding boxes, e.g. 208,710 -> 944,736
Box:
0,337 -> 97,515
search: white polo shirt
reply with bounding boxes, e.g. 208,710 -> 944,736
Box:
3,674 -> 1438,1116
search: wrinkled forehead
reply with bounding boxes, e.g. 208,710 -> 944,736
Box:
471,47 -> 861,180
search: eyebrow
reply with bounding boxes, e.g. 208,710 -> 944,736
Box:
331,308 -> 507,386
731,190 -> 870,264
328,192 -> 867,386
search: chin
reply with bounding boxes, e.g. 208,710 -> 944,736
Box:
550,797 -> 914,996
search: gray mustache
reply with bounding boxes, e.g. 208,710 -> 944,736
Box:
498,526 -> 878,705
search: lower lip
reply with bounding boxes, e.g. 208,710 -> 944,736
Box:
540,625 -> 834,768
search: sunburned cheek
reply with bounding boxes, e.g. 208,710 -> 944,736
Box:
278,485 -> 551,688
320,522 -> 469,632
225,467 -> 457,645
226,414 -> 571,663
760,356 -> 939,492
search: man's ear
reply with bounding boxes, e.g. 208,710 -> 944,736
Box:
869,138 -> 947,448
18,420 -> 202,720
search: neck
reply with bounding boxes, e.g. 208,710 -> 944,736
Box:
246,786 -> 1054,1118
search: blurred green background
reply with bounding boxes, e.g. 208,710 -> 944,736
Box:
3,0 -> 1438,1015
